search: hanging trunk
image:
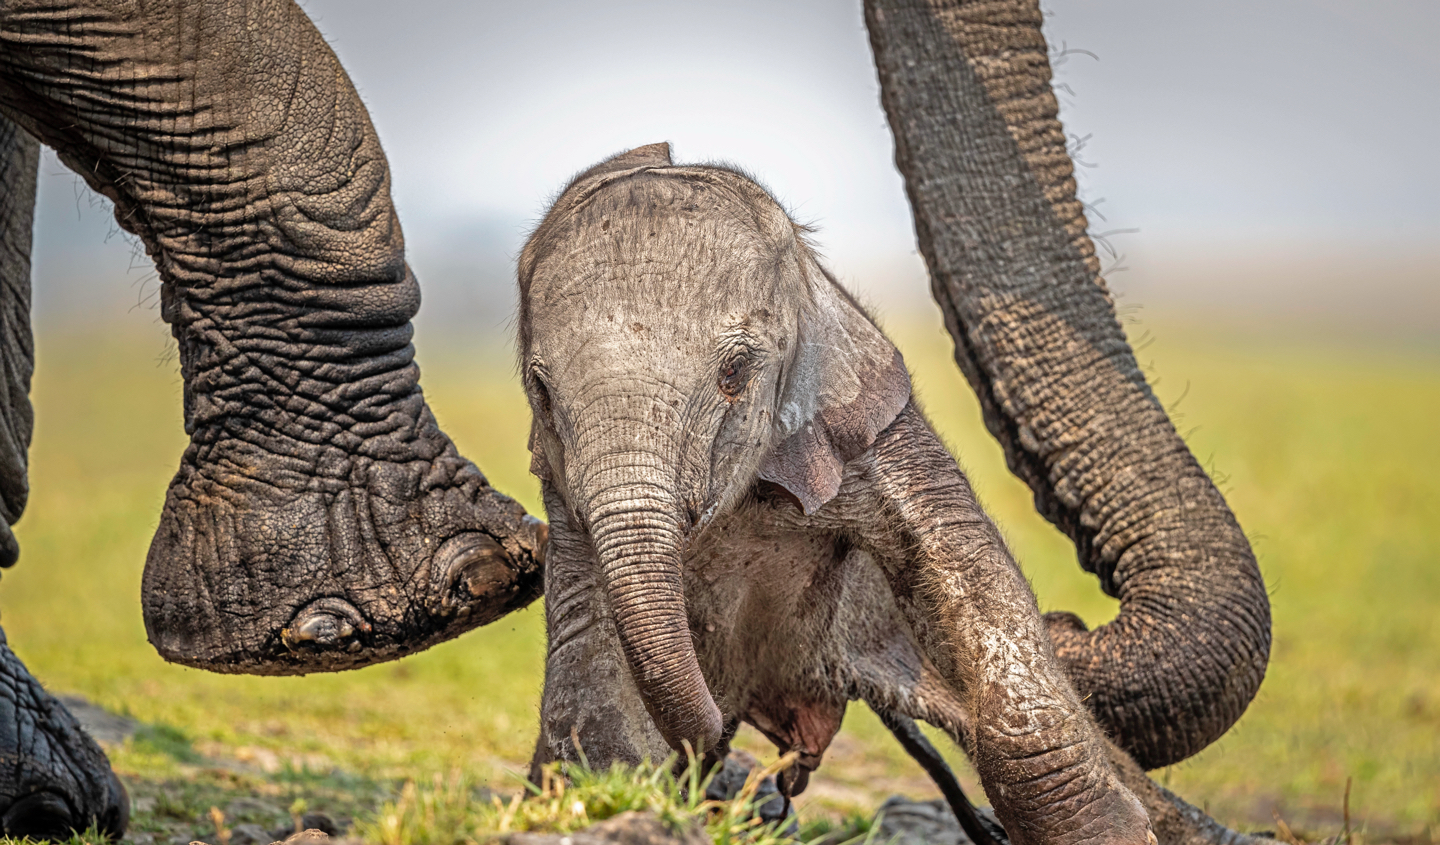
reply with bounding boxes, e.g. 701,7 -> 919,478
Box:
0,0 -> 545,674
865,0 -> 1270,770
578,447 -> 723,757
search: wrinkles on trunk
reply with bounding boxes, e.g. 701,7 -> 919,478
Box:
0,0 -> 543,673
579,451 -> 723,758
865,0 -> 1270,770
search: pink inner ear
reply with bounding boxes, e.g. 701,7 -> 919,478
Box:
759,348 -> 912,516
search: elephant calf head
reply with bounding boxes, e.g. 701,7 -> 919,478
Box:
520,143 -> 1170,845
519,143 -> 910,752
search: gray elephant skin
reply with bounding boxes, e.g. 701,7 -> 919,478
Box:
0,0 -> 1272,842
0,0 -> 545,836
521,0 -> 1270,836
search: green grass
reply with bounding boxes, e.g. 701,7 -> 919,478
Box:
0,308 -> 1434,843
356,752 -> 872,845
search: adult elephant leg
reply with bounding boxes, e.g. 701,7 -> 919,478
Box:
0,0 -> 545,674
865,0 -> 1270,769
0,114 -> 127,840
0,112 -> 34,566
0,630 -> 128,840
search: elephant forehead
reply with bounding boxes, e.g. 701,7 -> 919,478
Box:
530,172 -> 807,305
533,228 -> 783,306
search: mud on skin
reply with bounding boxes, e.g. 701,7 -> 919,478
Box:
519,0 -> 1273,816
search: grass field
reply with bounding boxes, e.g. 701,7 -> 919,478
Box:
2,306 -> 1435,843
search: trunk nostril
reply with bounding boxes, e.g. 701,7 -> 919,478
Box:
282,598 -> 370,652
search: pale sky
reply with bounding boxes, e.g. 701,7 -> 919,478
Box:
29,0 -> 1440,330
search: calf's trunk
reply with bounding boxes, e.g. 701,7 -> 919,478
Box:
576,444 -> 723,758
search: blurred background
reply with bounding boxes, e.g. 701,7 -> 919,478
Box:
12,0 -> 1439,841
32,0 -> 1440,337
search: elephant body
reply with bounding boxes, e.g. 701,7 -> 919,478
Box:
520,146 -> 1155,845
522,143 -> 1274,845
535,434 -> 963,783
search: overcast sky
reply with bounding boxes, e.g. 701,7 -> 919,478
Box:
30,0 -> 1439,329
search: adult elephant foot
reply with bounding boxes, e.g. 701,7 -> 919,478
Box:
0,629 -> 127,841
141,402 -> 549,675
0,1 -> 548,674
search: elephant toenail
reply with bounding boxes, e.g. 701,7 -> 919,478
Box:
282,598 -> 370,651
432,532 -> 515,613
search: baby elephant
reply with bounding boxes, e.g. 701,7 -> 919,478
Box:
519,143 -> 1151,845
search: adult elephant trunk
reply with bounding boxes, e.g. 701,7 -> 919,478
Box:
572,428 -> 724,757
865,0 -> 1271,769
0,0 -> 545,675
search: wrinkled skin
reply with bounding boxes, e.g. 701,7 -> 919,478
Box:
0,631 -> 128,840
0,116 -> 126,841
524,0 -> 1271,831
522,145 -> 1155,845
0,0 -> 545,836
865,0 -> 1270,773
0,0 -> 545,677
521,143 -> 1274,845
0,0 -> 1274,842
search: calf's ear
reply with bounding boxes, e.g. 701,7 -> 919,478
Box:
759,259 -> 911,514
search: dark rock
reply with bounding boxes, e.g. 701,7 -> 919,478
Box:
875,796 -> 1002,845
704,752 -> 757,803
502,812 -> 707,845
703,751 -> 797,837
229,823 -> 273,845
268,810 -> 347,841
301,811 -> 344,835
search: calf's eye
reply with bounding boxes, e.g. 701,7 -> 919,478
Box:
719,357 -> 749,398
